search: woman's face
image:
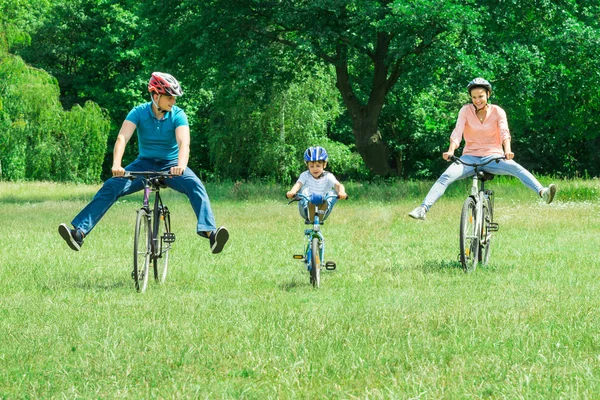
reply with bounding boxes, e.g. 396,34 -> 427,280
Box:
470,88 -> 489,110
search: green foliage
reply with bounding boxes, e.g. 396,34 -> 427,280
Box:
206,69 -> 365,183
0,54 -> 110,182
7,0 -> 600,181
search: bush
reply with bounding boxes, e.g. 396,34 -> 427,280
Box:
0,54 -> 109,183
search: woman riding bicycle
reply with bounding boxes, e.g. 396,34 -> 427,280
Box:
409,78 -> 557,220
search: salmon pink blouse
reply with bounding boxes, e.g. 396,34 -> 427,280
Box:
450,104 -> 511,157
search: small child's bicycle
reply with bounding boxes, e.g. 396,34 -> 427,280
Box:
288,192 -> 342,288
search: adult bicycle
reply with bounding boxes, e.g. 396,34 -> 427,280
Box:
449,155 -> 506,272
288,193 -> 342,288
121,171 -> 176,292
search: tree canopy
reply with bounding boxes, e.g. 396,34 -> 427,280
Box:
3,0 -> 600,182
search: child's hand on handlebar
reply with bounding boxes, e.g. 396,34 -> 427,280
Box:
286,191 -> 297,199
338,192 -> 348,200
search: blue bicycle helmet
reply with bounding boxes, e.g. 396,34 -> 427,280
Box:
304,146 -> 328,163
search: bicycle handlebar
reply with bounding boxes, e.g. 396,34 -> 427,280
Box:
287,192 -> 348,205
449,155 -> 506,167
120,171 -> 177,180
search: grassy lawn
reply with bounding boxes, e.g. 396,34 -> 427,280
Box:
1,179 -> 599,398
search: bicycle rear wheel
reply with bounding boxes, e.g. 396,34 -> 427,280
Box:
153,206 -> 171,283
133,209 -> 151,292
310,237 -> 321,288
459,197 -> 479,272
480,196 -> 493,265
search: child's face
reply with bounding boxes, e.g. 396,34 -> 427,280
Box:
307,161 -> 326,178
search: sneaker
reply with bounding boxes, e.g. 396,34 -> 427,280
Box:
209,227 -> 229,254
408,205 -> 427,220
541,184 -> 557,204
58,223 -> 84,251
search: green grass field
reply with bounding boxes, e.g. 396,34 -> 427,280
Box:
1,179 -> 599,398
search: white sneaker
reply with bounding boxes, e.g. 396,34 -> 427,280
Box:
408,206 -> 427,220
541,184 -> 557,204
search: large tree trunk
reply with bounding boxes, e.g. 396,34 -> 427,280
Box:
332,33 -> 400,177
335,61 -> 394,176
350,106 -> 393,176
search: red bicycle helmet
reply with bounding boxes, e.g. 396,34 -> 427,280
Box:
148,72 -> 183,96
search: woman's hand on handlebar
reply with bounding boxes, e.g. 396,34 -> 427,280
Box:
443,152 -> 454,161
504,151 -> 514,160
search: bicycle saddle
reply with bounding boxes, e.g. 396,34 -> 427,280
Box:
477,171 -> 495,181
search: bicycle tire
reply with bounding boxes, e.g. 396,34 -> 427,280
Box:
133,209 -> 151,292
310,237 -> 321,288
480,196 -> 493,265
153,206 -> 171,283
459,197 -> 479,273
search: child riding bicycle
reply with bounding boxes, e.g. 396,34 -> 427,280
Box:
286,146 -> 348,223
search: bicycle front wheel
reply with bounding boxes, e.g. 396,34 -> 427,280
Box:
459,197 -> 479,273
480,196 -> 493,265
153,206 -> 171,284
133,209 -> 151,292
310,237 -> 321,288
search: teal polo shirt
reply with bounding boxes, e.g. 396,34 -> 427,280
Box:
125,102 -> 189,160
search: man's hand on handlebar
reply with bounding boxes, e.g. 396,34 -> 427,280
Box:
112,165 -> 126,177
169,165 -> 186,176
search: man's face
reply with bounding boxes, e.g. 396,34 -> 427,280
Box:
155,94 -> 176,111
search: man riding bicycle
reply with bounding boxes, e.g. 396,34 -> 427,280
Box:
59,72 -> 229,253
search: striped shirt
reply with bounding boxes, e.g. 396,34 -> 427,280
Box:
297,170 -> 339,194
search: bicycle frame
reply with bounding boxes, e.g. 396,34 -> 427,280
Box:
122,171 -> 175,291
290,192 -> 338,287
450,156 -> 504,271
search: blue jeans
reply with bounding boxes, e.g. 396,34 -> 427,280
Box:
298,188 -> 338,222
72,157 -> 216,237
421,155 -> 544,210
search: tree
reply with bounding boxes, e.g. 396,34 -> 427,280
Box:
139,0 -> 482,176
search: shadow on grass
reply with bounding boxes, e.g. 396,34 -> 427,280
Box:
417,259 -> 464,273
279,279 -> 306,292
71,279 -> 132,291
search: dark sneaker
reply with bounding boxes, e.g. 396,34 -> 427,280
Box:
209,227 -> 229,254
58,223 -> 84,251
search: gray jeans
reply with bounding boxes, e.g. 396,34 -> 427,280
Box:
421,155 -> 544,210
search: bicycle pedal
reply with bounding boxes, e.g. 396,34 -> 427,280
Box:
325,261 -> 336,270
293,254 -> 304,260
163,232 -> 176,243
131,270 -> 143,280
487,222 -> 499,232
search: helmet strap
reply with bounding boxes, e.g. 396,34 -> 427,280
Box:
150,93 -> 165,114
